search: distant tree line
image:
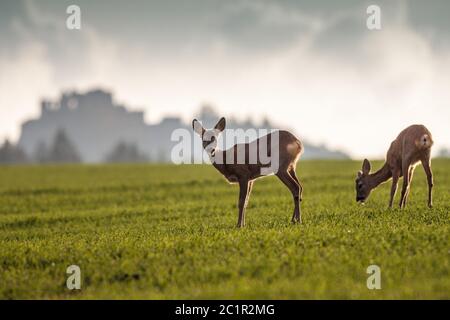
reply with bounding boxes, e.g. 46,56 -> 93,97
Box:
104,142 -> 149,163
33,129 -> 82,163
1,127 -> 450,165
0,128 -> 151,164
0,139 -> 28,164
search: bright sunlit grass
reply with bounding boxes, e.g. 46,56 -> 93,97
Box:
0,160 -> 448,299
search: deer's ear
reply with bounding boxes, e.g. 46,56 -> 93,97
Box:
357,170 -> 363,178
362,159 -> 371,175
214,117 -> 226,132
192,119 -> 204,136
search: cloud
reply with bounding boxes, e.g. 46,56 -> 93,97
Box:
0,41 -> 56,141
0,0 -> 449,158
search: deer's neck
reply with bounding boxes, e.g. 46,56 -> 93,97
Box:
210,150 -> 234,180
210,150 -> 226,172
368,163 -> 392,189
212,161 -> 227,176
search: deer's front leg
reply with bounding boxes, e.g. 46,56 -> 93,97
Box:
237,179 -> 250,228
403,166 -> 416,207
421,158 -> 433,208
399,161 -> 411,209
389,169 -> 400,208
276,171 -> 301,224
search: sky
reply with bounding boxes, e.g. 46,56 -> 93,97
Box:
1,0 -> 449,158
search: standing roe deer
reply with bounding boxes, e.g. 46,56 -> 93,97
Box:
192,117 -> 304,227
355,124 -> 434,208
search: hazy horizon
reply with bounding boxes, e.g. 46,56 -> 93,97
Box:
1,0 -> 449,158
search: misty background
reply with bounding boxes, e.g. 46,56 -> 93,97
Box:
1,0 -> 449,162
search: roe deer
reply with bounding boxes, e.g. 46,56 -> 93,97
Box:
192,117 -> 304,227
355,124 -> 434,208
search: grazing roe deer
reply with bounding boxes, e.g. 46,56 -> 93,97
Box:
192,117 -> 304,227
355,124 -> 434,208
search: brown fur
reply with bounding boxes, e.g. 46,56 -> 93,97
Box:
355,124 -> 434,208
193,117 -> 304,227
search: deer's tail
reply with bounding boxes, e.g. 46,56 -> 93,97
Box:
416,134 -> 433,149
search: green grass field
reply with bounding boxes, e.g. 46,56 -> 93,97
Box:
0,160 -> 448,299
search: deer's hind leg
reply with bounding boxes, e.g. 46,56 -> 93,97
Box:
288,165 -> 303,202
421,150 -> 433,208
277,169 -> 301,224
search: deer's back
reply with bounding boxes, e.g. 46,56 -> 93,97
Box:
386,124 -> 433,167
225,130 -> 302,161
217,130 -> 303,181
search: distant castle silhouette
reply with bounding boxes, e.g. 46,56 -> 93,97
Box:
17,89 -> 349,163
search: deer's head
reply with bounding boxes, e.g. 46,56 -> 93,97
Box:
355,159 -> 372,203
192,117 -> 226,156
